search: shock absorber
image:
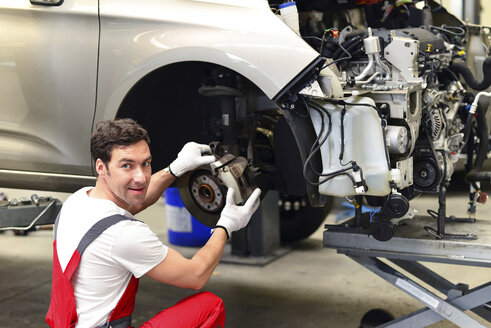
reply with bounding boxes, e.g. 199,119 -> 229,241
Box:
198,73 -> 243,155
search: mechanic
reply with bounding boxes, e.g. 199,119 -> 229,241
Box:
45,118 -> 261,328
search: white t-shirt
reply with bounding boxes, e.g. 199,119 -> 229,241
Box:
56,187 -> 168,328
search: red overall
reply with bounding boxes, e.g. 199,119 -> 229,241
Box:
46,214 -> 226,328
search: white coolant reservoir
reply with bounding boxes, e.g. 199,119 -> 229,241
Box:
309,96 -> 391,197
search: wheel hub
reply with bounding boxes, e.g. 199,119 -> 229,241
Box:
177,168 -> 227,227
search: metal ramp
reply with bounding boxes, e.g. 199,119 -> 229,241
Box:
324,215 -> 491,327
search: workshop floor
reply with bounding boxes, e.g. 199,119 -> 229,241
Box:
0,182 -> 489,327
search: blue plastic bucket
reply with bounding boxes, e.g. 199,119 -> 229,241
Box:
164,187 -> 213,247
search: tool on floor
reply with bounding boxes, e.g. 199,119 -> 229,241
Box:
0,194 -> 62,235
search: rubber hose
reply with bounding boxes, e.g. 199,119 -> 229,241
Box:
332,36 -> 362,60
462,94 -> 488,146
343,39 -> 364,57
472,100 -> 489,170
449,57 -> 491,91
462,108 -> 474,145
465,100 -> 490,184
465,171 -> 491,183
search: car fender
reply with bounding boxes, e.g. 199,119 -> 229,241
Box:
93,0 -> 320,122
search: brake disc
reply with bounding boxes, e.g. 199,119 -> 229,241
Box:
176,142 -> 258,228
177,168 -> 227,227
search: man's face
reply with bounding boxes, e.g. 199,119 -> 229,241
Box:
96,140 -> 152,209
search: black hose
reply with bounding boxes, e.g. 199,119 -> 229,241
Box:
462,108 -> 474,145
342,39 -> 364,56
449,57 -> 491,91
465,99 -> 490,184
332,36 -> 362,60
471,100 -> 489,171
465,172 -> 491,183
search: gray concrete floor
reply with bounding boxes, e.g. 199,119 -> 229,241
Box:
0,185 -> 490,327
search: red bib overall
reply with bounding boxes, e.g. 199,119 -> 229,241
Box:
46,214 -> 226,328
46,215 -> 140,328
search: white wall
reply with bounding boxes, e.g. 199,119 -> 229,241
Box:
481,1 -> 491,25
441,0 -> 490,25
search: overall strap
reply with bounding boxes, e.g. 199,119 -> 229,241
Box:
77,215 -> 139,255
86,215 -> 142,328
64,215 -> 139,279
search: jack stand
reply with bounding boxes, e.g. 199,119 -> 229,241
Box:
354,195 -> 363,227
325,197 -> 368,235
424,186 -> 477,240
222,191 -> 290,266
426,210 -> 476,224
326,196 -> 397,242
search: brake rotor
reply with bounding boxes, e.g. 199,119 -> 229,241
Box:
177,167 -> 227,227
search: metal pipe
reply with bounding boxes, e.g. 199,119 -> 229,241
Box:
354,53 -> 374,81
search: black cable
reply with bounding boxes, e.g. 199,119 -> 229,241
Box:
322,99 -> 390,170
303,99 -> 332,177
464,101 -> 490,186
322,42 -> 353,70
332,36 -> 362,60
326,99 -> 383,117
429,25 -> 465,37
304,99 -> 350,181
296,96 -> 313,118
339,105 -> 351,166
302,36 -> 324,42
444,67 -> 459,82
300,99 -> 368,189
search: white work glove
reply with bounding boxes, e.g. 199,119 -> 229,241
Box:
215,188 -> 262,239
168,142 -> 215,177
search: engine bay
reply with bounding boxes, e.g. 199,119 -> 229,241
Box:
175,0 -> 490,242
275,0 -> 490,240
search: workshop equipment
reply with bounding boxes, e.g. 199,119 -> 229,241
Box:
0,195 -> 61,233
324,214 -> 491,327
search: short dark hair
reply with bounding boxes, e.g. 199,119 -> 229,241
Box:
90,118 -> 150,165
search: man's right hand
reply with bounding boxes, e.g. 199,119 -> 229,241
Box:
215,188 -> 261,238
147,187 -> 261,289
169,142 -> 215,177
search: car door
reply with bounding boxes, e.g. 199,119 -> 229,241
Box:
0,0 -> 99,189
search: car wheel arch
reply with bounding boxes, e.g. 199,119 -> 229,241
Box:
115,61 -> 266,171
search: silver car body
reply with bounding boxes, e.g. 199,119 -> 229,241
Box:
0,0 -> 319,191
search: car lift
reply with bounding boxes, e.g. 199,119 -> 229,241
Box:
324,212 -> 491,327
0,195 -> 61,233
